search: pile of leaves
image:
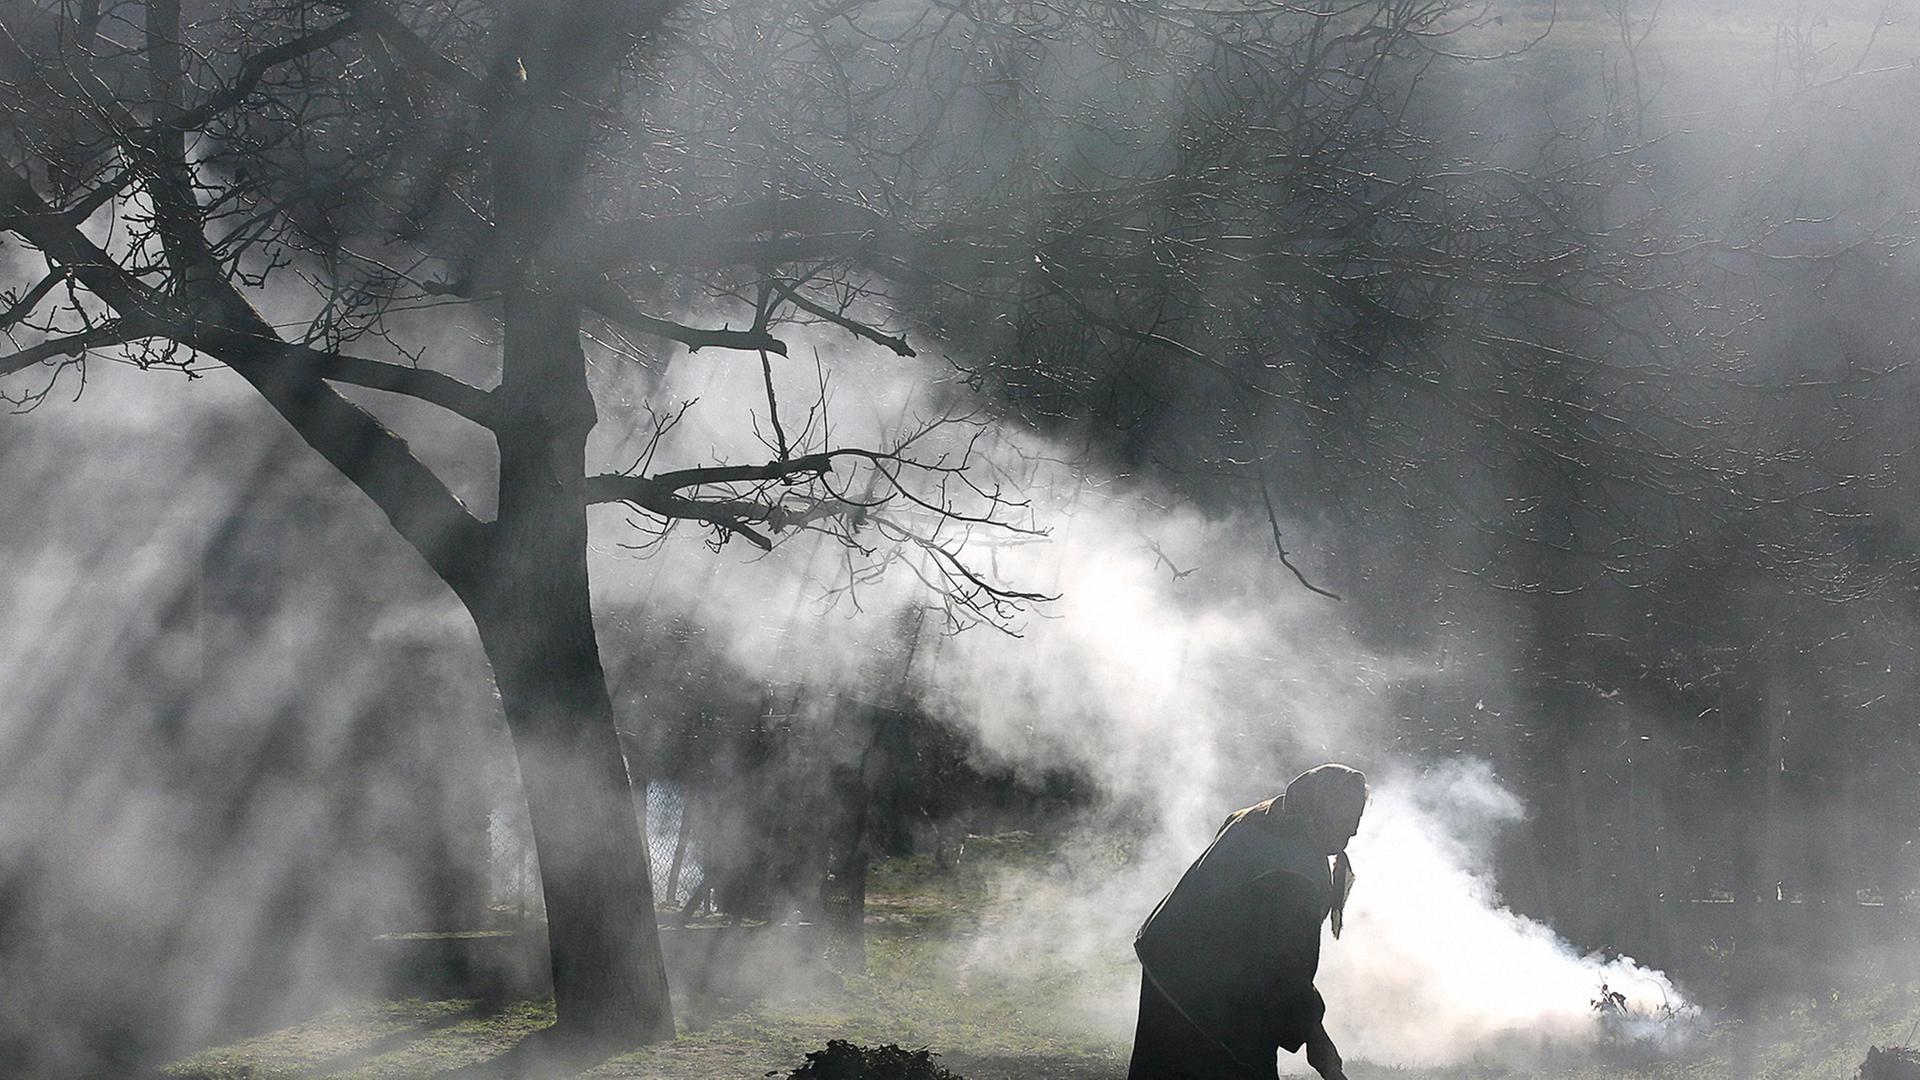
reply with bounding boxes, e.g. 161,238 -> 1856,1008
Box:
775,1040 -> 966,1080
1860,1046 -> 1920,1080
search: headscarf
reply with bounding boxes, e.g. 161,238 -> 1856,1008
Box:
1279,763 -> 1367,939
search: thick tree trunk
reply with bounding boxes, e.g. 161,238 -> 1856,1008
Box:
469,0 -> 679,1041
476,599 -> 674,1042
469,288 -> 675,1042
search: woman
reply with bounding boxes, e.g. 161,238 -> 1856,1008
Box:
1129,764 -> 1367,1080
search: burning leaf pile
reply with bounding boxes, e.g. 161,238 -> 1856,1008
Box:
776,1040 -> 966,1080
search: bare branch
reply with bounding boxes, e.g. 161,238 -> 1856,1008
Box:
324,0 -> 487,97
0,321 -> 154,379
770,279 -> 916,357
0,163 -> 489,588
169,16 -> 367,132
220,345 -> 493,589
583,283 -> 788,356
0,271 -> 66,328
639,450 -> 868,493
1255,472 -> 1344,602
280,345 -> 499,427
0,165 -> 178,328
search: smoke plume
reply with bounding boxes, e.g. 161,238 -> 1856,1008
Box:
590,321 -> 1697,1067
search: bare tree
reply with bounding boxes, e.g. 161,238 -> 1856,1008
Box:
0,0 -> 1041,1041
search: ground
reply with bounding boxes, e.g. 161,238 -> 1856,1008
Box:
161,833 -> 1920,1080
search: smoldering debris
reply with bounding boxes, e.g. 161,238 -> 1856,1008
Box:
777,1040 -> 965,1080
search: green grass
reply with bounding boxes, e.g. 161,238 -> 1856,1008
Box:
163,1000 -> 558,1080
865,831 -> 1057,927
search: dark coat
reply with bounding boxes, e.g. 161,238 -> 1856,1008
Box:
1130,804 -> 1332,1079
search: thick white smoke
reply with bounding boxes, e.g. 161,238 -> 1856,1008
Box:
1312,761 -> 1691,1068
587,319 -> 1697,1067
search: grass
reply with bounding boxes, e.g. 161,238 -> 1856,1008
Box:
163,1000 -> 558,1079
162,834 -> 1126,1080
162,831 -> 1920,1080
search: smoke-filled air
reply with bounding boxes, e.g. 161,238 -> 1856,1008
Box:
3,1 -> 1920,1079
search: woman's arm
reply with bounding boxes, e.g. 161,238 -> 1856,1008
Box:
1304,1023 -> 1346,1080
1246,868 -> 1330,1051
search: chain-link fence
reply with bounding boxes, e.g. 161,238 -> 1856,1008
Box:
489,782 -> 703,918
487,804 -> 542,920
645,781 -> 703,908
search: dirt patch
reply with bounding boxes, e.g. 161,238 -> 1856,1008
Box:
935,1051 -> 1125,1080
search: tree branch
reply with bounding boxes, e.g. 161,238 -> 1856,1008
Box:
1254,471 -> 1343,602
588,476 -> 879,551
643,450 -> 854,492
0,166 -> 176,324
585,452 -> 886,549
583,283 -> 788,355
169,15 -> 366,131
0,163 -> 490,589
325,0 -> 486,97
0,271 -> 66,328
770,279 -> 915,357
0,321 -> 154,379
281,345 -> 499,427
218,343 -> 493,589
584,472 -> 775,548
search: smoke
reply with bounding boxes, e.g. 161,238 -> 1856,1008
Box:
1314,761 -> 1693,1067
0,357 -> 505,1072
587,320 -> 1698,1067
0,271 -> 1704,1072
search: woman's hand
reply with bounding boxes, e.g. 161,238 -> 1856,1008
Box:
1304,1024 -> 1346,1080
